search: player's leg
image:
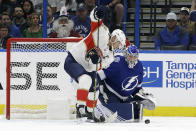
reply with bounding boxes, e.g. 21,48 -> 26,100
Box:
82,72 -> 106,122
85,71 -> 99,112
64,52 -> 90,117
98,84 -> 135,122
64,52 -> 87,83
98,83 -> 145,122
95,101 -> 143,123
76,74 -> 92,118
64,52 -> 105,121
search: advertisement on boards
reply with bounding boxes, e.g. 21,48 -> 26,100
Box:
140,52 -> 196,107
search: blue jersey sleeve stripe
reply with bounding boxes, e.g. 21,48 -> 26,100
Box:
105,81 -> 129,100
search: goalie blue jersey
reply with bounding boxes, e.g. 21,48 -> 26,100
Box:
98,56 -> 143,100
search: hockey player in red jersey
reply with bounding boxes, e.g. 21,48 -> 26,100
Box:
64,6 -> 109,122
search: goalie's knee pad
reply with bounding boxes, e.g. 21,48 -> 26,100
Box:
78,74 -> 92,90
96,103 -> 135,122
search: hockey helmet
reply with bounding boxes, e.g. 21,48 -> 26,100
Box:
110,29 -> 126,50
124,45 -> 139,68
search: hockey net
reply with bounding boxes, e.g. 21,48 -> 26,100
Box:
6,38 -> 82,120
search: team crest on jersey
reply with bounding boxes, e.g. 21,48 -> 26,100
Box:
122,76 -> 138,91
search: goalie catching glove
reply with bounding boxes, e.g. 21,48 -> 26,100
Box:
86,47 -> 103,64
133,89 -> 156,110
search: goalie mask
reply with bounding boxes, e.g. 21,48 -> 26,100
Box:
109,29 -> 126,50
124,45 -> 139,68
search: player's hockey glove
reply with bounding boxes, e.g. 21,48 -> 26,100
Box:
86,47 -> 103,64
133,89 -> 156,110
94,6 -> 106,19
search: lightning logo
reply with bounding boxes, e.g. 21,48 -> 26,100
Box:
122,76 -> 138,91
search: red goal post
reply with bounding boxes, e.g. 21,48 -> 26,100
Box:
6,38 -> 82,120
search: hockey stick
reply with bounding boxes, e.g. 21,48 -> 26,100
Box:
93,17 -> 100,119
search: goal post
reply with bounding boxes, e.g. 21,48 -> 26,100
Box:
6,38 -> 82,120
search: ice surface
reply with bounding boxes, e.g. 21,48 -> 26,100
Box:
0,116 -> 196,131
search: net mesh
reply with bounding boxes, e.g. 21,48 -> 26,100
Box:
7,38 -> 80,119
11,42 -> 67,52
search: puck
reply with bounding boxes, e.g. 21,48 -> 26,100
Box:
145,119 -> 150,124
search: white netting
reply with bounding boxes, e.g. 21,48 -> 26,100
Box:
11,42 -> 67,52
7,38 -> 81,119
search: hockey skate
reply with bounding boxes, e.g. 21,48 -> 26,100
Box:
76,104 -> 105,122
76,105 -> 88,118
86,110 -> 105,123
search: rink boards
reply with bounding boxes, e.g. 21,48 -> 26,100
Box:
1,50 -> 196,116
140,50 -> 196,116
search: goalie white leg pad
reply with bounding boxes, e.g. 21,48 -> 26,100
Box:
95,103 -> 135,123
78,74 -> 92,90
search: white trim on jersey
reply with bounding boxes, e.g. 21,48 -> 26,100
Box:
98,70 -> 106,80
114,52 -> 123,56
104,81 -> 129,101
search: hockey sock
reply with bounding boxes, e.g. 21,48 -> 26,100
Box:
86,91 -> 99,112
77,74 -> 92,103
